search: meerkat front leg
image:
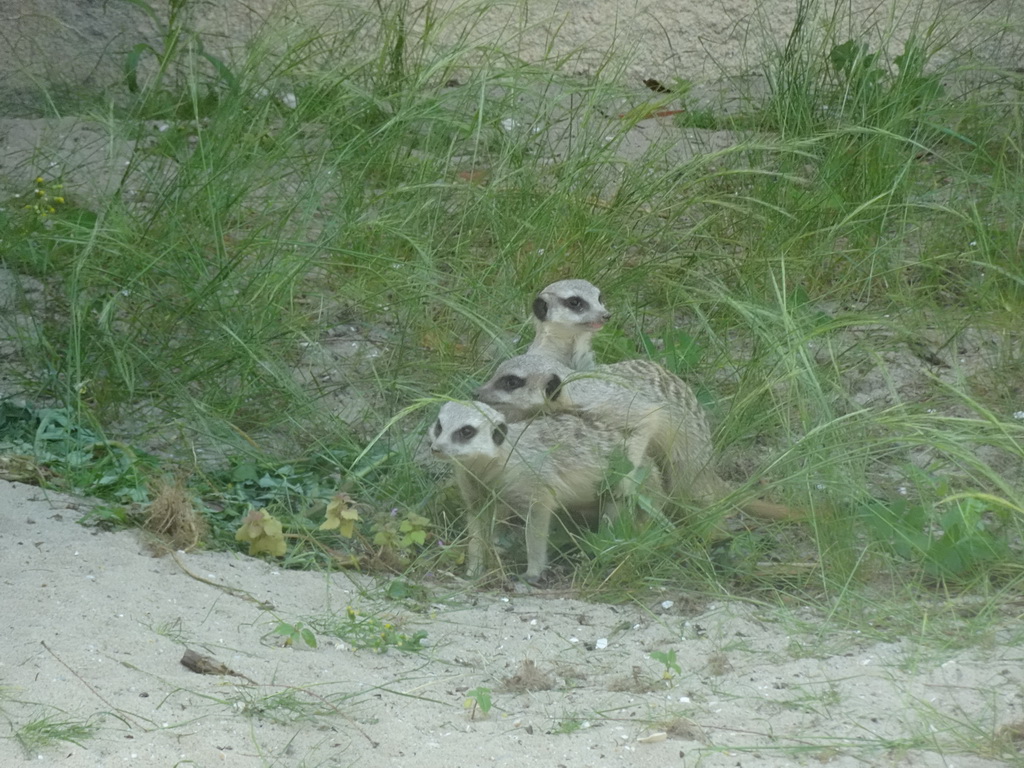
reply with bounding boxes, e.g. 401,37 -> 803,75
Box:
464,502 -> 523,580
522,500 -> 556,584
602,410 -> 668,525
468,514 -> 487,581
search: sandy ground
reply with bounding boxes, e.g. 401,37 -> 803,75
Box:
2,0 -> 1021,115
1,478 -> 1022,766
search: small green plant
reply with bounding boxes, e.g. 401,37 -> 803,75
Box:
0,401 -> 154,508
15,714 -> 98,755
320,492 -> 362,537
464,687 -> 492,720
859,493 -> 1012,582
119,0 -> 237,117
228,687 -> 339,725
553,715 -> 586,734
371,509 -> 432,560
308,607 -> 426,653
650,649 -> 682,680
272,620 -> 318,649
18,176 -> 66,224
827,37 -> 943,128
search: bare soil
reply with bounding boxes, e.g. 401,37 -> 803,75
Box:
2,479 -> 1023,766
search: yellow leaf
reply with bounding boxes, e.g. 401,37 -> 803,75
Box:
321,493 -> 361,538
235,507 -> 269,541
235,508 -> 287,557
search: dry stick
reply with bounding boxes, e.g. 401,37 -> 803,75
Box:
40,641 -> 150,730
169,551 -> 274,609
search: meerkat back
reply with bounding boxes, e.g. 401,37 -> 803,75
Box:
596,360 -> 714,445
475,354 -> 724,504
476,354 -> 701,429
526,279 -> 610,370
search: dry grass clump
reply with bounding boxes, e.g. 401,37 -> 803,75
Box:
662,716 -> 709,743
501,659 -> 555,692
993,720 -> 1024,754
608,664 -> 664,693
144,475 -> 206,552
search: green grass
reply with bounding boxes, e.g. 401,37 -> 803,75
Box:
13,713 -> 99,755
1,0 -> 1022,616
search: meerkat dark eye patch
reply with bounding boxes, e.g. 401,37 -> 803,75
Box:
544,374 -> 563,400
498,375 -> 525,391
455,425 -> 477,442
492,423 -> 508,446
563,295 -> 588,312
532,296 -> 549,321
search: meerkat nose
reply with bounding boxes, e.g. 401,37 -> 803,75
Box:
602,311 -> 612,320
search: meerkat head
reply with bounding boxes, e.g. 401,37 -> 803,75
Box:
532,279 -> 611,332
474,354 -> 573,419
429,401 -> 510,464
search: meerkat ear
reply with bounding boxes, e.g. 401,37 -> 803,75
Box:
544,374 -> 563,401
492,423 -> 508,446
532,296 -> 549,321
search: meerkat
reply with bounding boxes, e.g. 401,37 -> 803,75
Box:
475,353 -> 720,503
474,354 -> 803,522
526,279 -> 611,370
428,400 -> 663,583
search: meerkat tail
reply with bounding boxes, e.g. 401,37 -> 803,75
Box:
740,499 -> 805,522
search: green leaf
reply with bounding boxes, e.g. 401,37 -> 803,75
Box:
400,530 -> 426,547
466,687 -> 492,714
274,622 -> 296,638
199,51 -> 239,94
231,463 -> 260,483
124,43 -> 155,93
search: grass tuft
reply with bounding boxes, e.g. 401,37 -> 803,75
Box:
14,713 -> 99,756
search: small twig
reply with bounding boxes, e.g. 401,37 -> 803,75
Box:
169,551 -> 275,609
